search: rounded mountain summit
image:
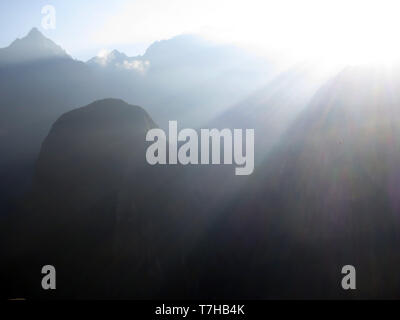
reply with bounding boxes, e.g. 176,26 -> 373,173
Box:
34,98 -> 157,204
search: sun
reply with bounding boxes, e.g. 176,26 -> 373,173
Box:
200,0 -> 400,67
260,0 -> 400,67
316,0 -> 400,66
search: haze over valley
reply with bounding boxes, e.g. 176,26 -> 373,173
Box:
2,0 -> 400,299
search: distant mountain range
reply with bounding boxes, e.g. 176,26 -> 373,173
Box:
87,49 -> 150,73
0,28 -> 277,213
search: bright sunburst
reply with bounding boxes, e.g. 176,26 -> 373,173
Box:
95,0 -> 400,67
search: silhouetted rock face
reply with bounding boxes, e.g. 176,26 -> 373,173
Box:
12,99 -> 158,299
34,98 -> 156,206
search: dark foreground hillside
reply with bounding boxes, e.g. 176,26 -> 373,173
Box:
3,66 -> 400,299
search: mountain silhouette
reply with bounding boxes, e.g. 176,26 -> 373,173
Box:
2,98 -> 160,298
0,27 -> 69,66
34,98 -> 156,199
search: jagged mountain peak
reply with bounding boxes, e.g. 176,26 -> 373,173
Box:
0,27 -> 70,65
26,27 -> 44,39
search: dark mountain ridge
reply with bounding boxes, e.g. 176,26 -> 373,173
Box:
2,99 -> 160,298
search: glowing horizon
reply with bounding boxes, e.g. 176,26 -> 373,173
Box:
91,0 -> 400,67
2,0 -> 400,66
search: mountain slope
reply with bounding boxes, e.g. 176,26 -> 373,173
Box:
2,98 -> 158,299
86,34 -> 276,129
0,29 -> 101,213
209,62 -> 337,162
209,65 -> 400,298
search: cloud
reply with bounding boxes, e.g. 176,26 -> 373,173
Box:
94,49 -> 112,65
97,48 -> 111,58
117,59 -> 150,73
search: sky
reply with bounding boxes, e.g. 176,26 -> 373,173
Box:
1,0 -> 400,65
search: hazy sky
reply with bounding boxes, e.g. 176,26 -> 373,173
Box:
1,0 -> 400,64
